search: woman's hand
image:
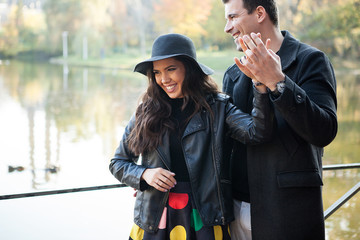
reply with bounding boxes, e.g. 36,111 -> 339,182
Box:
141,168 -> 177,192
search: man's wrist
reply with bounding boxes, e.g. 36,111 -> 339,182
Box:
270,80 -> 286,98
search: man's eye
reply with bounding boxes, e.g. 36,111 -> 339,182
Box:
168,68 -> 176,71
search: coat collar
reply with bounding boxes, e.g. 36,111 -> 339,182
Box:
226,63 -> 242,83
278,30 -> 300,71
183,111 -> 206,138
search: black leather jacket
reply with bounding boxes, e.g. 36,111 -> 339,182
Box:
109,89 -> 273,233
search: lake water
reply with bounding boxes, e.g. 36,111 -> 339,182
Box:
0,60 -> 359,239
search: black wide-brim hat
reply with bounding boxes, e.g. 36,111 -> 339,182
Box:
134,33 -> 214,76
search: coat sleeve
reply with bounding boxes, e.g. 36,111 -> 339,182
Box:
272,51 -> 337,147
225,88 -> 274,144
109,114 -> 148,190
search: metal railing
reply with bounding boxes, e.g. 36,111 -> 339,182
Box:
0,184 -> 127,200
323,163 -> 360,220
1,163 -> 360,221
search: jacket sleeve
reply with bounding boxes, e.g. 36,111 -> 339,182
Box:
225,87 -> 274,144
109,114 -> 147,190
272,51 -> 337,147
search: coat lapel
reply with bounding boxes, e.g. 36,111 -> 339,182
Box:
155,109 -> 207,170
183,111 -> 207,138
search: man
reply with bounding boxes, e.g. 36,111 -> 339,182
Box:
222,0 -> 338,239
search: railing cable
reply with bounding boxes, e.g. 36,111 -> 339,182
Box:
1,163 -> 359,201
0,183 -> 127,201
323,163 -> 360,171
324,181 -> 360,220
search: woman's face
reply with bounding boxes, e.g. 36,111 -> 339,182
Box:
153,57 -> 186,99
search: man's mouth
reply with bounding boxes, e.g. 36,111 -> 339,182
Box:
233,32 -> 240,41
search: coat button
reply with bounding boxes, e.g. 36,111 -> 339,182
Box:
149,226 -> 153,230
296,94 -> 302,102
215,219 -> 219,223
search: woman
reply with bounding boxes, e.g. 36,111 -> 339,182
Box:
109,33 -> 273,239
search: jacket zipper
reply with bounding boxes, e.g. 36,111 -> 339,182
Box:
180,111 -> 213,225
209,116 -> 226,225
180,137 -> 207,223
154,149 -> 171,230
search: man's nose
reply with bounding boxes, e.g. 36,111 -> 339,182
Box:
224,20 -> 232,33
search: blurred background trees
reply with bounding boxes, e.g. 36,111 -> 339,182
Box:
0,0 -> 359,59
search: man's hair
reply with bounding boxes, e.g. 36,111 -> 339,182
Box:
222,0 -> 279,26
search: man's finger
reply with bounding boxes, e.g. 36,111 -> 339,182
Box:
238,38 -> 248,52
234,57 -> 255,80
234,57 -> 242,68
265,38 -> 271,49
243,35 -> 257,50
250,32 -> 267,53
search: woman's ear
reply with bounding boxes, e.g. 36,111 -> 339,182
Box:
256,6 -> 266,23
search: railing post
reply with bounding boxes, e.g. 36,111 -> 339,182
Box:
324,181 -> 360,220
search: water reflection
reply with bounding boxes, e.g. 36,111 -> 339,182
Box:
0,61 -> 146,193
0,61 -> 359,239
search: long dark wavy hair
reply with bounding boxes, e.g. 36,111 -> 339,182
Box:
127,56 -> 219,155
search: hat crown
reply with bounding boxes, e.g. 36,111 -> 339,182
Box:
151,34 -> 197,59
134,33 -> 213,76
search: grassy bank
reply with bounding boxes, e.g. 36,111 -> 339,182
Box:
48,50 -> 241,84
49,50 -> 239,71
48,50 -> 359,80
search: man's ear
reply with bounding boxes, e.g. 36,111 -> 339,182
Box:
256,6 -> 266,23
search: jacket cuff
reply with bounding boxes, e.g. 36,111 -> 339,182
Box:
140,180 -> 150,191
252,85 -> 270,105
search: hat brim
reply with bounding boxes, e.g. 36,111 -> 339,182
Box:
134,53 -> 214,76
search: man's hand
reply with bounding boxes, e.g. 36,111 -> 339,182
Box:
141,168 -> 176,192
235,32 -> 285,91
234,33 -> 264,80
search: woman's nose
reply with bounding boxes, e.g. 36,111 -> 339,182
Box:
161,74 -> 170,83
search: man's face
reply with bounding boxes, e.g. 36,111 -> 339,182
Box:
224,0 -> 257,52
